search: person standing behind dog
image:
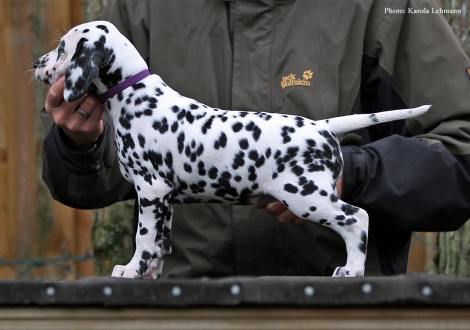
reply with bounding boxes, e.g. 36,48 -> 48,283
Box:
41,0 -> 470,277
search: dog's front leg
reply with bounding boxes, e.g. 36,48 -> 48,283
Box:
112,194 -> 173,279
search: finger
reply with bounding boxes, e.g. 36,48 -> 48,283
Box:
275,208 -> 298,223
293,218 -> 309,225
46,77 -> 86,118
45,76 -> 66,109
262,201 -> 291,222
264,201 -> 287,215
78,93 -> 104,123
336,175 -> 343,198
73,94 -> 104,138
63,94 -> 104,146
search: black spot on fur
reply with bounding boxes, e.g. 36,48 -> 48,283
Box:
281,126 -> 295,143
265,148 -> 272,159
239,139 -> 249,150
295,116 -> 305,128
164,152 -> 173,168
359,231 -> 368,254
177,132 -> 185,153
301,181 -> 318,196
214,132 -> 227,150
232,151 -> 245,170
96,24 -> 109,33
208,167 -> 218,179
245,121 -> 262,141
132,82 -> 146,90
198,161 -> 206,176
185,111 -> 195,124
232,122 -> 243,133
141,251 -> 151,260
284,184 -> 299,194
341,204 -> 360,215
119,111 -> 133,130
138,134 -> 146,148
292,165 -> 304,176
117,130 -> 135,153
145,150 -> 163,170
171,121 -> 179,133
369,114 -> 379,123
202,117 -> 214,134
153,118 -> 169,134
248,165 -> 257,181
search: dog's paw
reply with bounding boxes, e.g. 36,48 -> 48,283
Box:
142,258 -> 163,280
111,265 -> 141,279
332,266 -> 364,277
111,257 -> 164,279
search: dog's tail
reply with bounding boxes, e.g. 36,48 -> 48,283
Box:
318,105 -> 431,135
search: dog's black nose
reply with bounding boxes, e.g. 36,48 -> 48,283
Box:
33,59 -> 40,69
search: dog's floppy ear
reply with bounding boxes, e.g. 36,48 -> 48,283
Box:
64,37 -> 105,102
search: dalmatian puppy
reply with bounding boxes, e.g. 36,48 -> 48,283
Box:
34,21 -> 430,279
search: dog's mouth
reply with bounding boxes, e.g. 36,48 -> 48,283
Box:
35,72 -> 52,86
34,51 -> 68,86
33,58 -> 52,85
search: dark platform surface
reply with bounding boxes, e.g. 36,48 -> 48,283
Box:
1,274 -> 470,308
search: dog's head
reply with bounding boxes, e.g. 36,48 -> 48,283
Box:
34,21 -> 147,102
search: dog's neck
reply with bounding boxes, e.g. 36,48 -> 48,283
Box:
97,69 -> 150,103
92,31 -> 149,102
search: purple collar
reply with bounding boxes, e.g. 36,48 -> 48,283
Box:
98,69 -> 151,103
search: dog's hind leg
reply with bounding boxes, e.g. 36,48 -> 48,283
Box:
274,190 -> 368,277
112,193 -> 173,279
330,205 -> 368,277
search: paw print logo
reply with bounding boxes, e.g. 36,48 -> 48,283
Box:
303,70 -> 314,80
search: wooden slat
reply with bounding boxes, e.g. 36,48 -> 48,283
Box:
1,307 -> 470,330
0,1 -> 16,278
75,209 -> 94,276
0,0 -> 37,267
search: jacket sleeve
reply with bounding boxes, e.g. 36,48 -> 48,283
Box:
41,111 -> 135,209
342,0 -> 470,232
342,138 -> 470,232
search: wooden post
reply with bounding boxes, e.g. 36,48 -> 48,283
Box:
36,0 -> 94,278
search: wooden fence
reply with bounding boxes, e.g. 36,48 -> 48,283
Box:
0,0 -> 433,279
0,0 -> 94,279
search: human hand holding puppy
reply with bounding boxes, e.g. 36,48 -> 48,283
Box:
45,76 -> 105,148
257,176 -> 343,225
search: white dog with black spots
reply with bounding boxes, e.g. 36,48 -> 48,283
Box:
34,21 -> 430,279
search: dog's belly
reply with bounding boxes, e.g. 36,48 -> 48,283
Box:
170,191 -> 277,205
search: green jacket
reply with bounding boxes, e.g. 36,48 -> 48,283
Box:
43,0 -> 470,276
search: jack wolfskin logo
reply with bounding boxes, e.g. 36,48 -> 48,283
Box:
281,70 -> 314,90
